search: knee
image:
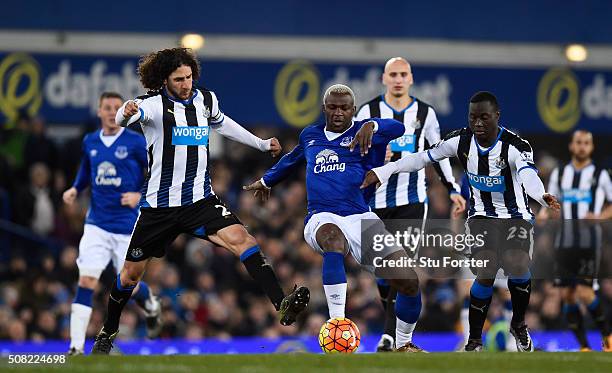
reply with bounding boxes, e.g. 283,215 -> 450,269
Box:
78,276 -> 98,289
226,228 -> 258,254
389,278 -> 419,296
317,224 -> 348,255
120,263 -> 143,287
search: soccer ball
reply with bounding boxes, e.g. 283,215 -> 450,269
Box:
318,317 -> 360,354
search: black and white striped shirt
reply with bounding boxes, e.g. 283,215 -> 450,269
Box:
355,96 -> 459,209
428,126 -> 537,220
127,88 -> 223,208
548,163 -> 611,220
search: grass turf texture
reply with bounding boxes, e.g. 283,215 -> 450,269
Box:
2,353 -> 611,372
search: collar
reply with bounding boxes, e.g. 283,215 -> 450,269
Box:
324,121 -> 354,141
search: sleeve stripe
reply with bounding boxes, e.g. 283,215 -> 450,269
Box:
211,111 -> 224,124
427,150 -> 435,162
518,164 -> 538,174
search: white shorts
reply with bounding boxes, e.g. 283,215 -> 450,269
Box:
303,211 -> 403,272
76,224 -> 131,278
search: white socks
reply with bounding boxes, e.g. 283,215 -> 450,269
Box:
70,303 -> 93,351
396,318 -> 417,347
323,283 -> 347,318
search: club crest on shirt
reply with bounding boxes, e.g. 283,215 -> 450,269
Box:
202,106 -> 211,118
114,146 -> 128,160
494,157 -> 507,169
410,119 -> 422,129
90,149 -> 98,157
340,136 -> 353,147
520,151 -> 533,162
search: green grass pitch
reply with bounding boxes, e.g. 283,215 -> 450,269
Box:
2,353 -> 611,373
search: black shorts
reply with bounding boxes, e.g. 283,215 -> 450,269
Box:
553,248 -> 598,287
374,203 -> 427,254
466,216 -> 533,274
374,202 -> 426,220
126,195 -> 241,262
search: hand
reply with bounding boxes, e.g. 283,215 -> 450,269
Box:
268,137 -> 282,157
121,192 -> 141,208
63,187 -> 78,205
123,100 -> 139,118
543,193 -> 561,211
243,179 -> 271,202
450,193 -> 466,218
349,121 -> 375,156
360,170 -> 380,189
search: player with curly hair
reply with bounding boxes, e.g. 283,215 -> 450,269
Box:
91,48 -> 310,354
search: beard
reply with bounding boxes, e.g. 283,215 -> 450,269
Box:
167,85 -> 190,100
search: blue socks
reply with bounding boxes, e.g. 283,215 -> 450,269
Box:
133,281 -> 151,302
395,291 -> 422,324
322,252 -> 347,318
73,286 -> 94,307
322,252 -> 346,285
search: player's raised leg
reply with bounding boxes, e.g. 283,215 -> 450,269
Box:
92,258 -> 150,354
315,223 -> 349,319
208,224 -> 309,326
112,236 -> 162,339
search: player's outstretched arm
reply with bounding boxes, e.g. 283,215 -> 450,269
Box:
361,150 -> 432,189
244,142 -> 306,200
212,115 -> 282,157
519,167 -> 560,210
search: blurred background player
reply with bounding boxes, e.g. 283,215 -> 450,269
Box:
363,91 -> 561,352
92,48 -> 310,354
62,92 -> 162,355
245,84 -> 426,352
355,57 -> 466,351
539,129 -> 612,351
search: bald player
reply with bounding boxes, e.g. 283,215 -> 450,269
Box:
356,57 -> 465,351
